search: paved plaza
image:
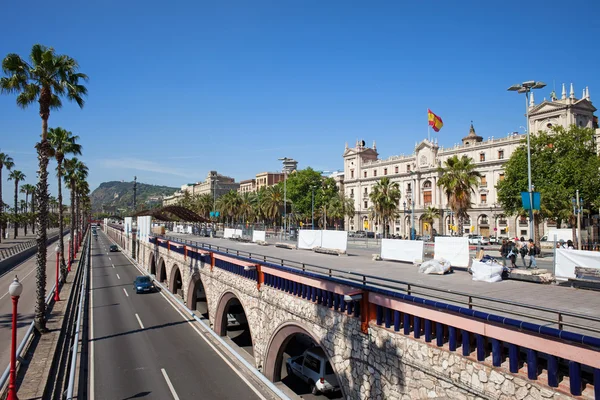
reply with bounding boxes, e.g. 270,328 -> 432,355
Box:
167,232 -> 599,337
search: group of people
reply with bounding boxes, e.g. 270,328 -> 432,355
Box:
499,237 -> 540,269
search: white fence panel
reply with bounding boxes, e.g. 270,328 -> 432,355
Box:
434,237 -> 470,268
321,231 -> 348,252
252,230 -> 266,242
224,228 -> 236,239
298,230 -> 322,249
555,248 -> 600,280
380,239 -> 424,263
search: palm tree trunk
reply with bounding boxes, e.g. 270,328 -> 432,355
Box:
34,139 -> 51,333
70,181 -> 76,265
13,181 -> 18,239
0,167 -> 3,243
57,166 -> 67,277
24,192 -> 29,236
31,192 -> 35,234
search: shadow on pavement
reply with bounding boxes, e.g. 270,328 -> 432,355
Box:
91,319 -> 191,342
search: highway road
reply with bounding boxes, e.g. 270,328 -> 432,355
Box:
90,230 -> 278,400
0,239 -> 62,372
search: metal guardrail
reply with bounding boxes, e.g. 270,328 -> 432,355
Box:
65,232 -> 90,399
161,234 -> 600,338
0,230 -> 62,261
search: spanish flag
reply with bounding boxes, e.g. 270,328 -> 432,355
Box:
428,109 -> 443,132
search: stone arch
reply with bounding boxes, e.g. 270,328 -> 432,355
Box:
157,257 -> 167,283
263,321 -> 346,398
169,264 -> 183,296
213,292 -> 252,336
186,273 -> 209,319
149,253 -> 156,276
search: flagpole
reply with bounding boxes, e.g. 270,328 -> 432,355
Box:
427,109 -> 430,142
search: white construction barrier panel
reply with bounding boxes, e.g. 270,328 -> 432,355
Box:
137,216 -> 152,242
555,248 -> 600,280
103,218 -> 108,232
298,230 -> 323,249
252,230 -> 266,242
381,239 -> 424,263
124,217 -> 133,238
321,231 -> 348,252
234,229 -> 243,237
224,228 -> 236,239
434,237 -> 470,268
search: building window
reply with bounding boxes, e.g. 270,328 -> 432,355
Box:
407,183 -> 412,192
350,189 -> 354,198
479,153 -> 485,162
364,187 -> 368,195
499,173 -> 505,181
350,169 -> 354,179
407,164 -> 411,172
364,201 -> 368,209
364,171 -> 367,178
481,193 -> 487,204
373,169 -> 377,177
480,175 -> 487,187
423,191 -> 432,205
384,168 -> 387,175
423,180 -> 432,189
395,166 -> 399,174
498,150 -> 504,159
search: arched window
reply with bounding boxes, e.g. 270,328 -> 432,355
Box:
422,180 -> 432,205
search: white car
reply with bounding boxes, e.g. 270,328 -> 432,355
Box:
467,234 -> 484,245
286,347 -> 340,395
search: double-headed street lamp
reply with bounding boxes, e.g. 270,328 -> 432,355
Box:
311,185 -> 317,230
8,276 -> 23,400
572,190 -> 583,250
403,201 -> 407,239
508,80 -> 546,242
278,157 -> 291,239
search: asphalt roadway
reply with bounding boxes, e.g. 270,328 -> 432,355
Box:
0,239 -> 61,373
90,230 -> 278,400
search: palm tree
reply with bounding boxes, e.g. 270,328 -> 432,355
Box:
437,155 -> 482,235
421,206 -> 440,236
0,152 -> 15,242
8,170 -> 25,238
1,44 -> 88,333
75,178 -> 89,236
20,183 -> 36,235
326,192 -> 356,230
239,192 -> 255,224
369,177 -> 401,238
194,193 -> 213,219
64,158 -> 88,266
262,185 -> 284,227
49,127 -> 82,271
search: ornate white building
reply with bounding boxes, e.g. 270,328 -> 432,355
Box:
343,84 -> 599,239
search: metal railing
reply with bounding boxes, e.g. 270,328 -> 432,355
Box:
160,234 -> 600,338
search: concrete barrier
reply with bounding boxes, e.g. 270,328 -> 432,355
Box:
0,231 -> 68,276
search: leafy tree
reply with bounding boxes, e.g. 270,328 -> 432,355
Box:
284,168 -> 338,218
437,155 -> 482,234
1,44 -> 88,333
49,127 -> 82,270
0,152 -> 14,242
497,125 -> 600,245
8,170 -> 25,238
369,177 -> 401,238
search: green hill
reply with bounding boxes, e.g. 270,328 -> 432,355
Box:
90,181 -> 177,212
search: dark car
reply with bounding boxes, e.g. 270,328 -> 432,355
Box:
133,276 -> 155,294
109,245 -> 119,252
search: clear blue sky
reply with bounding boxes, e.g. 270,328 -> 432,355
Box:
1,0 -> 599,205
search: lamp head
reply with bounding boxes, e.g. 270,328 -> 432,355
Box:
532,81 -> 546,89
55,245 -> 60,253
9,276 -> 23,297
522,80 -> 536,88
507,84 -> 522,92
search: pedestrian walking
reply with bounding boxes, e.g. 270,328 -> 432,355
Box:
518,241 -> 528,268
527,239 -> 539,269
507,241 -> 517,269
500,239 -> 509,267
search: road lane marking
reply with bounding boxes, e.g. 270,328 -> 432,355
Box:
135,313 -> 144,329
109,257 -> 112,261
159,291 -> 268,400
116,274 -> 120,280
161,369 -> 181,400
123,288 -> 129,297
112,264 -> 115,268
90,247 -> 96,400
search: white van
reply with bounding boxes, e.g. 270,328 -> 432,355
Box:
286,347 -> 340,395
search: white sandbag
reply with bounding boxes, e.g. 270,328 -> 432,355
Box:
471,260 -> 503,283
418,258 -> 451,275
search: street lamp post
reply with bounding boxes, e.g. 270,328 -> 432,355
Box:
54,245 -> 60,301
278,157 -> 291,239
311,186 -> 316,230
572,191 -> 583,250
411,199 -> 415,240
403,201 -> 406,239
67,236 -> 72,272
8,276 -> 23,400
508,80 -> 546,243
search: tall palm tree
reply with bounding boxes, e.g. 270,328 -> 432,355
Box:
0,152 -> 15,242
326,192 -> 356,230
1,44 -> 88,333
369,177 -> 401,238
194,193 -> 213,219
20,183 -> 36,235
8,170 -> 25,238
437,155 -> 482,235
239,192 -> 255,224
421,206 -> 440,236
64,158 -> 87,268
262,185 -> 284,227
75,177 -> 89,236
49,127 -> 82,271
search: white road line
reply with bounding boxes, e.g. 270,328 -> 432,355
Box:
116,274 -> 120,280
89,248 -> 96,400
159,292 -> 268,400
135,313 -> 144,329
112,264 -> 115,268
109,257 -> 112,261
161,369 -> 181,400
123,288 -> 129,297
